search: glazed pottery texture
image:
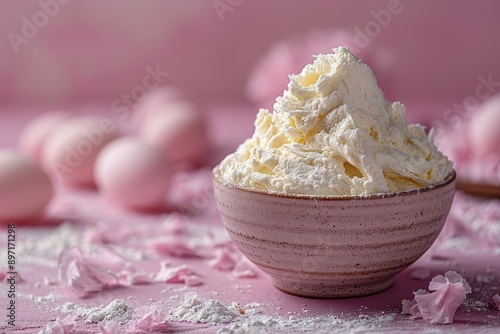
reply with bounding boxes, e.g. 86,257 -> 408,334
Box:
213,168 -> 456,298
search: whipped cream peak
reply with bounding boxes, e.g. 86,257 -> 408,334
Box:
219,47 -> 452,196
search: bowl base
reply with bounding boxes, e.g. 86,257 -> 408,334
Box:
273,276 -> 394,298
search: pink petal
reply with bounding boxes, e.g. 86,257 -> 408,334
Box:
150,238 -> 202,258
428,271 -> 471,293
0,267 -> 6,280
410,289 -> 429,318
209,248 -> 237,271
180,274 -> 203,287
98,320 -> 120,334
59,315 -> 77,330
232,257 -> 258,279
39,315 -> 77,334
125,305 -> 168,334
402,271 -> 472,324
401,299 -> 416,315
58,247 -> 120,297
129,272 -> 155,285
493,294 -> 500,310
83,247 -> 128,272
414,274 -> 471,324
161,212 -> 188,235
414,291 -> 455,324
154,261 -> 201,285
84,224 -> 137,245
427,274 -> 448,291
117,270 -> 155,286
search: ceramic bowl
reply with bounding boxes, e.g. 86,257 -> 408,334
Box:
213,168 -> 456,298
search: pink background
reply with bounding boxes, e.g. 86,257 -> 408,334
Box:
1,0 -> 500,106
1,2 -> 500,332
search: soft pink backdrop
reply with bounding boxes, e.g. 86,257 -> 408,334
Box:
0,0 -> 500,105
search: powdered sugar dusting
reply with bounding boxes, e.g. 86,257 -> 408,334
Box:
165,292 -> 398,333
170,292 -> 239,325
57,299 -> 135,324
20,292 -> 61,305
217,312 -> 396,334
85,299 -> 136,324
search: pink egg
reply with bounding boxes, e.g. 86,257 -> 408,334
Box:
42,117 -> 120,187
0,151 -> 53,222
469,94 -> 500,158
132,86 -> 186,129
94,137 -> 172,210
18,111 -> 71,163
139,101 -> 208,164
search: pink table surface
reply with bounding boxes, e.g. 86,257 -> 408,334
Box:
0,103 -> 500,333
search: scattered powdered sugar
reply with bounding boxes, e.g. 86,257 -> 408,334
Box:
0,223 -> 83,267
217,313 -> 396,334
57,299 -> 135,324
52,289 -> 500,334
462,299 -> 491,312
64,288 -> 401,334
170,292 -> 239,325
54,300 -> 171,332
20,292 -> 60,304
85,299 -> 136,324
168,292 -> 396,333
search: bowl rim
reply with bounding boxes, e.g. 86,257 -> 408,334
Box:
212,166 -> 456,201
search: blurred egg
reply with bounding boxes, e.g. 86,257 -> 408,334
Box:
42,117 -> 120,187
94,137 -> 172,210
469,94 -> 500,158
18,111 -> 71,163
139,101 -> 208,164
0,151 -> 53,222
132,85 -> 186,129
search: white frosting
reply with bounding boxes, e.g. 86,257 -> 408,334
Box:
219,47 -> 452,196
